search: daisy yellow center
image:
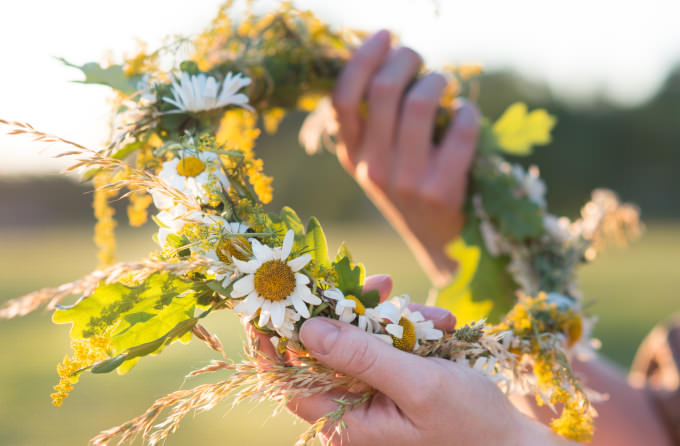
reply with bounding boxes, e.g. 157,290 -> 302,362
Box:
216,237 -> 250,263
345,295 -> 365,315
391,317 -> 417,352
254,260 -> 296,302
176,156 -> 206,177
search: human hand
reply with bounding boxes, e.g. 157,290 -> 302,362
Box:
332,30 -> 480,287
252,276 -> 566,446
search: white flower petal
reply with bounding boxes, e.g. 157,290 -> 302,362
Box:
259,301 -> 272,326
231,274 -> 254,297
281,230 -> 294,260
233,292 -> 263,315
300,289 -> 321,305
422,327 -> 443,340
290,293 -> 310,318
270,301 -> 287,328
233,258 -> 259,274
288,253 -> 311,272
295,273 -> 310,286
323,288 -> 343,301
385,323 -> 403,339
377,301 -> 401,324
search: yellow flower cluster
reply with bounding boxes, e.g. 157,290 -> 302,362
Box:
51,335 -> 112,407
93,172 -> 117,266
502,292 -> 583,347
217,110 -> 274,204
127,191 -> 153,227
504,294 -> 594,442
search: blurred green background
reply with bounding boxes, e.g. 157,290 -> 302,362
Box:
1,69 -> 679,445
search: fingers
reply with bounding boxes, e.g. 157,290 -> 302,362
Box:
300,317 -> 445,415
287,388 -> 350,425
333,30 -> 391,170
423,99 -> 480,212
392,73 -> 447,193
408,303 -> 456,332
363,274 -> 393,303
359,47 -> 423,179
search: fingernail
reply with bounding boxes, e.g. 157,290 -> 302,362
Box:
301,318 -> 340,355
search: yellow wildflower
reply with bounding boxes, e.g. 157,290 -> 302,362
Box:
51,335 -> 112,406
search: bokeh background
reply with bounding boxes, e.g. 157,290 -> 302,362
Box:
1,1 -> 679,445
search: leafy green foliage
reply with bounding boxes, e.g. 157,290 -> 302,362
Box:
332,256 -> 379,308
53,272 -> 212,373
57,58 -> 141,95
304,217 -> 331,268
474,168 -> 544,240
90,313 -> 208,374
435,218 -> 518,323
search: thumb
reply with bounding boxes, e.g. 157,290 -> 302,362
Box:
300,317 -> 442,414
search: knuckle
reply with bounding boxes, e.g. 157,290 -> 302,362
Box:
392,176 -> 419,198
420,186 -> 447,208
369,75 -> 399,100
403,93 -> 436,116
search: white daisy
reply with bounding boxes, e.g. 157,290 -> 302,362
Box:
205,221 -> 251,287
230,230 -> 321,330
266,308 -> 301,340
322,288 -> 357,323
323,288 -> 384,331
163,72 -> 252,113
377,295 -> 443,352
154,151 -> 229,209
155,204 -> 205,248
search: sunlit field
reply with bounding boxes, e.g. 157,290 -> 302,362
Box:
1,222 -> 678,445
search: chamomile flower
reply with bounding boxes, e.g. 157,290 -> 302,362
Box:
230,230 -> 321,330
377,295 -> 443,352
204,221 -> 251,287
154,151 -> 229,209
323,288 -> 382,332
163,72 -> 252,113
155,204 -> 203,248
323,288 -> 357,323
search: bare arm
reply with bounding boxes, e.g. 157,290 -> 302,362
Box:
513,357 -> 673,446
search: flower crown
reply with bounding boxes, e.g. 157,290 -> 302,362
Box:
0,3 -> 641,445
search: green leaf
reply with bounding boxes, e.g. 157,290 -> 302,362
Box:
304,217 -> 331,268
492,102 -> 556,156
57,57 -> 141,95
335,242 -> 353,264
53,272 -> 207,373
475,170 -> 544,240
358,289 -> 380,309
90,316 -> 201,374
268,206 -> 307,253
434,218 -> 518,324
333,256 -> 362,297
477,120 -> 501,155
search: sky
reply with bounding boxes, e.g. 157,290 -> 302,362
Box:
1,0 -> 679,175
